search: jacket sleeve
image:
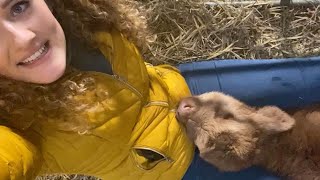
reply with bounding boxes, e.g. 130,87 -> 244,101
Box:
0,126 -> 40,180
94,29 -> 149,100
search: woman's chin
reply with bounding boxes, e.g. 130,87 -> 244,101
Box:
21,63 -> 66,84
39,67 -> 66,84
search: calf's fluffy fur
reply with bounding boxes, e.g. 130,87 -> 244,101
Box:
176,92 -> 320,180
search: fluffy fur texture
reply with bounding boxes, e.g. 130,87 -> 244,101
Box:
176,92 -> 320,180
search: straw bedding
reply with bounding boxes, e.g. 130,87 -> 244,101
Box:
143,0 -> 320,64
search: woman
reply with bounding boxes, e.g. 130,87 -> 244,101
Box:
0,0 -> 304,179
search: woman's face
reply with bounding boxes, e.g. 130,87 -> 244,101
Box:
0,0 -> 66,84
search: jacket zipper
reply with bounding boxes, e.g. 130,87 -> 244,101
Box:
144,101 -> 169,107
111,74 -> 143,99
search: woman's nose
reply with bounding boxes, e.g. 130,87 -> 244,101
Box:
2,21 -> 36,48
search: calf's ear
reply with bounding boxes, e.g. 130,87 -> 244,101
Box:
251,106 -> 295,134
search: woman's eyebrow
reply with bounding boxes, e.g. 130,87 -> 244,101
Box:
1,0 -> 13,9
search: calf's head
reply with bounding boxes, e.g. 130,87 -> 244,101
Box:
176,92 -> 295,171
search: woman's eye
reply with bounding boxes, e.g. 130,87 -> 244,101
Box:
11,1 -> 29,16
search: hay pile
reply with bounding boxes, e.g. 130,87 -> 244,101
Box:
142,0 -> 320,64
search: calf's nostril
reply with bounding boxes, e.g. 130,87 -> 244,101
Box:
182,104 -> 193,110
178,100 -> 195,114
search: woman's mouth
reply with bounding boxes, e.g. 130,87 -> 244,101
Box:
18,41 -> 50,66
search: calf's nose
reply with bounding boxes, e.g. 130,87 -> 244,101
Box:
177,97 -> 197,120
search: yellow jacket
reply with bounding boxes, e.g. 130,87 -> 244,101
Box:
0,29 -> 194,180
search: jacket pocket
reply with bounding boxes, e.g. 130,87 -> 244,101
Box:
130,147 -> 173,171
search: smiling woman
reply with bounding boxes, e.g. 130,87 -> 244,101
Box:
0,0 -> 66,84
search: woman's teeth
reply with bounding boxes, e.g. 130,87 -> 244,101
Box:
20,44 -> 48,64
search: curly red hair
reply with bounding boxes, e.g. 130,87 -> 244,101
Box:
50,0 -> 150,50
